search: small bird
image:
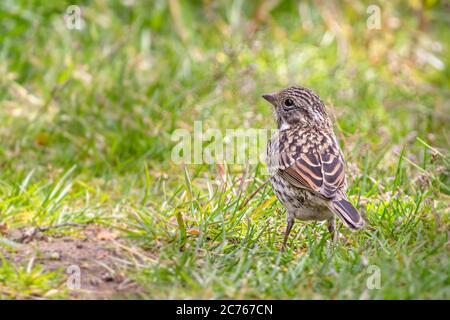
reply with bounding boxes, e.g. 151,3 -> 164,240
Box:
263,86 -> 365,248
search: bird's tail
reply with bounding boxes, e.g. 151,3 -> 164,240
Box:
329,198 -> 365,230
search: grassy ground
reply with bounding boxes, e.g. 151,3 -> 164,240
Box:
0,0 -> 449,299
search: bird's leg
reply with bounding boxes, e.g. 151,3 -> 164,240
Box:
327,216 -> 337,242
282,215 -> 295,251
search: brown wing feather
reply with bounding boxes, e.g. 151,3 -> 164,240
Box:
319,152 -> 345,198
278,150 -> 346,199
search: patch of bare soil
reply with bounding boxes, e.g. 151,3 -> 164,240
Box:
2,225 -> 155,299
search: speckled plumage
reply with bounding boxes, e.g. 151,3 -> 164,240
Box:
263,86 -> 364,248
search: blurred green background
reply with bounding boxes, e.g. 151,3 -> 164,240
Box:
0,0 -> 449,299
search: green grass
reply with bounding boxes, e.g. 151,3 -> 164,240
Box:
0,0 -> 449,299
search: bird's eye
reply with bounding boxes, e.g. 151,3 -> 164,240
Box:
284,99 -> 294,107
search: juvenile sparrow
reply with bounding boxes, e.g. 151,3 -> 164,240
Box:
263,86 -> 365,248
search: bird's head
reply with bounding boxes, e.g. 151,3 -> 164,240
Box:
262,86 -> 331,130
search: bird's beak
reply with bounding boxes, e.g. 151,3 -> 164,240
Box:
262,92 -> 277,106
